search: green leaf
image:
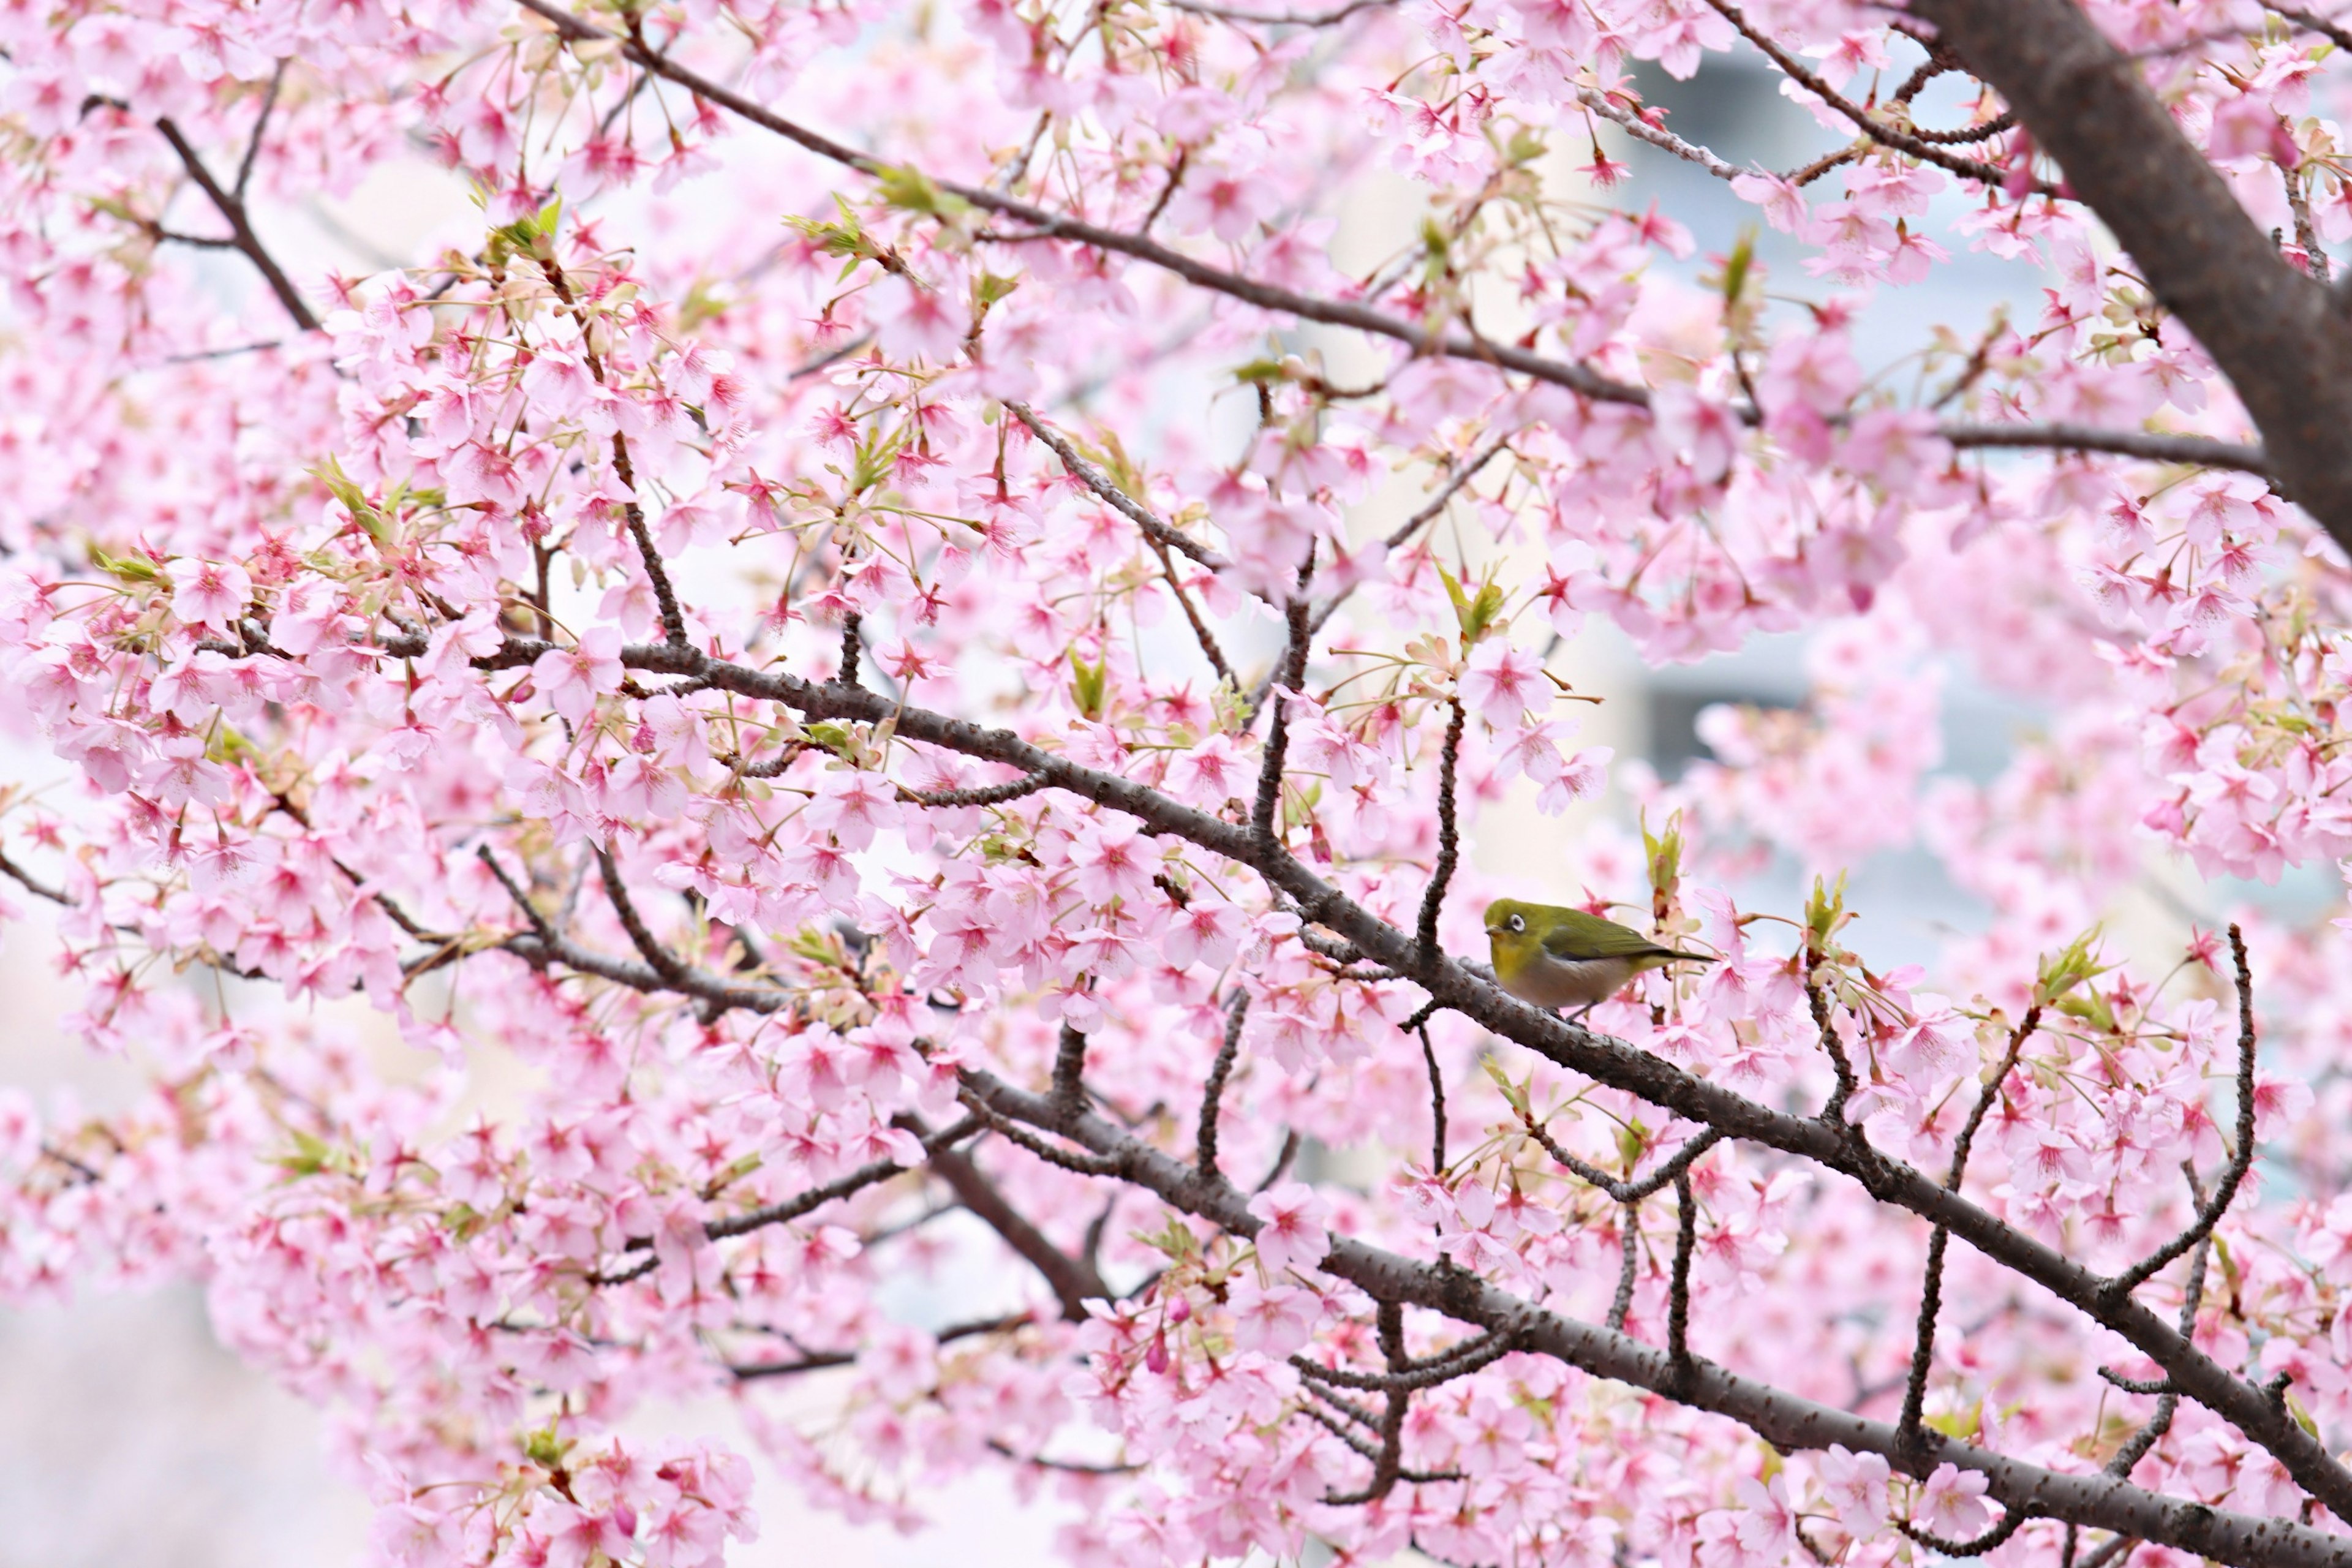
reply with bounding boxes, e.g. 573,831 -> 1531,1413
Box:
1642,810 -> 1685,911
311,455 -> 387,542
1437,564 -> 1505,646
88,545 -> 159,585
2033,927 -> 2114,1011
1070,650 -> 1108,722
274,1129 -> 336,1177
1480,1057 -> 1531,1118
874,164 -> 969,221
1804,870 -> 1852,956
521,1418 -> 575,1471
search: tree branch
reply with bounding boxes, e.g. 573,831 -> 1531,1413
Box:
384,631 -> 2352,1517
151,117 -> 318,332
1912,0 -> 2352,547
505,0 -> 2271,491
959,1068 -> 2352,1568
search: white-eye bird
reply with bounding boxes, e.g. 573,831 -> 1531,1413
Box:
1483,897 -> 1717,1016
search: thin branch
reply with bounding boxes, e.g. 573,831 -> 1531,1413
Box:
233,60 -> 287,200
1148,537 -> 1237,688
729,1313 -> 1024,1379
536,257 -> 691,646
960,1069 -> 2350,1568
1525,1121 -> 1724,1203
1292,1328 -> 1517,1393
1006,401 -> 1224,570
1576,88 -> 1743,182
1417,1022 -> 1447,1175
1896,1505 -> 2035,1558
1698,0 -> 2042,191
2104,926 -> 2257,1304
151,117 -> 319,331
1900,1003 -> 2041,1451
595,842 -> 688,986
1166,0 -> 1396,23
0,847 -> 70,905
2266,2 -> 2352,51
1940,422 -> 2272,475
1323,1301 -> 1411,1504
1051,1023 -> 1089,1116
1197,992 -> 1249,1174
837,609 -> 864,689
1667,1169 -> 1697,1390
925,1133 -> 1112,1320
1414,698 -> 1464,971
1607,1205 -> 1640,1332
507,0 -> 2284,488
899,767 -> 1054,809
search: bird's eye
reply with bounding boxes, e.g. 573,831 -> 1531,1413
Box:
1507,913 -> 1525,933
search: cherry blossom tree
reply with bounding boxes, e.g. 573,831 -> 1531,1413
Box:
9,0 -> 2352,1564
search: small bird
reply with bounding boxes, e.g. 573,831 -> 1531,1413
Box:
1483,897 -> 1717,1017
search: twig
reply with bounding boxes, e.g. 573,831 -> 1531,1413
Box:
1006,401 -> 1224,570
1899,1003 -> 2041,1452
1698,0 -> 2045,191
151,117 -> 319,331
1198,992 -> 1249,1174
899,768 -> 1054,808
1417,1022 -> 1447,1175
1667,1169 -> 1697,1390
1415,698 -> 1464,972
2103,926 -> 2256,1304
233,60 -> 287,200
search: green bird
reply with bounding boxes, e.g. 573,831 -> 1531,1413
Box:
1483,898 -> 1717,1017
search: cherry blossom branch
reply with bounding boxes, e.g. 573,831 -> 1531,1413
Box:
1526,1121 -> 1725,1204
233,61 -> 285,201
535,256 -> 692,647
591,1114 -> 986,1284
1414,697 -> 1464,968
505,0 -> 2265,486
1912,0 -> 2352,546
1250,589 -> 1312,840
1004,404 -> 1223,571
1666,1169 -> 1697,1390
900,768 -> 1055,808
958,1068 -> 2352,1568
1164,0 -> 1397,24
2265,2 -> 2352,52
384,630 -> 2347,1515
728,1313 -> 1025,1379
1697,0 -> 2037,192
2103,925 -> 2256,1303
1050,1024 -> 1090,1116
1575,87 -> 1743,182
925,1131 -> 1112,1320
1197,992 -> 1249,1174
1416,1020 -> 1448,1174
151,116 -> 319,331
1899,1003 -> 2041,1451
1322,1300 -> 1411,1504
1939,422 -> 2271,474
1147,538 -> 1237,688
0,847 -> 70,906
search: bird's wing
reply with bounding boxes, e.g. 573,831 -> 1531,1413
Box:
1539,917 -> 1678,960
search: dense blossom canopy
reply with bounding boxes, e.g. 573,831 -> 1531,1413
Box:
6,0 -> 2352,1565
